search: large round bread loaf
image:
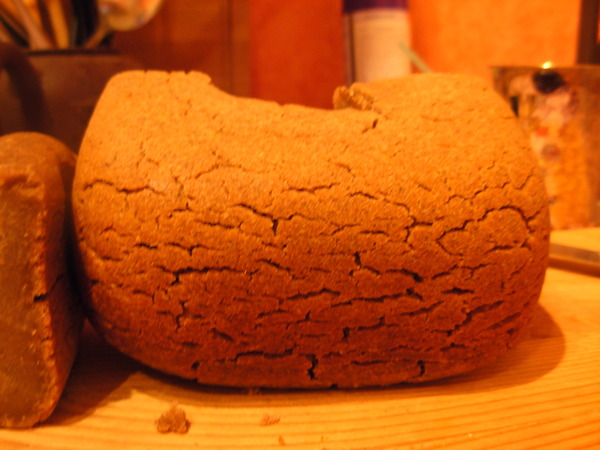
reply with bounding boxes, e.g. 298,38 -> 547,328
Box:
72,71 -> 550,388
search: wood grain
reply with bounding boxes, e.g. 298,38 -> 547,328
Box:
112,0 -> 250,96
552,227 -> 600,252
1,230 -> 599,449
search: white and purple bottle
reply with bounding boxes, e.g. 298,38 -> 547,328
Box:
343,0 -> 411,84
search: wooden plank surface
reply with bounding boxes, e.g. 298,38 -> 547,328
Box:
551,227 -> 600,252
1,231 -> 599,449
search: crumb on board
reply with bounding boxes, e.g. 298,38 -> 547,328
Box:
278,435 -> 286,445
260,412 -> 281,426
156,403 -> 190,434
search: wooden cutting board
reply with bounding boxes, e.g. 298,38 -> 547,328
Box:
551,227 -> 600,251
1,230 -> 599,449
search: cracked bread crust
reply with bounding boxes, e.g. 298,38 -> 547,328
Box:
72,71 -> 550,388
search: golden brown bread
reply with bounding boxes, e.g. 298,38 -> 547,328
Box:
0,132 -> 82,427
73,71 -> 550,388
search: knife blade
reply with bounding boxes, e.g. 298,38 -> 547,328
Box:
549,242 -> 600,276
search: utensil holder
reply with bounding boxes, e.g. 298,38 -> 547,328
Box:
0,43 -> 141,152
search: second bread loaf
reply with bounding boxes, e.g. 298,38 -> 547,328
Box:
73,71 -> 550,388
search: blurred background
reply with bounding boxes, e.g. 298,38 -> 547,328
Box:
0,0 -> 596,228
110,0 -> 581,107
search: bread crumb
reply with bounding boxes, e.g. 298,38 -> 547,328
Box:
156,403 -> 189,434
278,435 -> 286,445
259,412 -> 280,426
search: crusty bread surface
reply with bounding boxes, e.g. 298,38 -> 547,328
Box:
0,132 -> 81,427
72,71 -> 550,388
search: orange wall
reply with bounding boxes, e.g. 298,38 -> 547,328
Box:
114,0 -> 344,105
249,0 -> 582,107
249,0 -> 346,108
411,0 -> 580,76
